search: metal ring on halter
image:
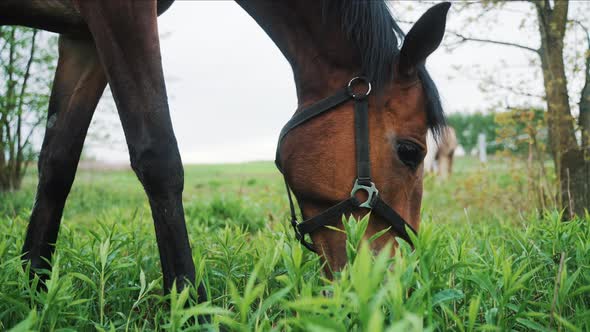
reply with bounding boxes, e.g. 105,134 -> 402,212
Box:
350,179 -> 379,209
346,76 -> 372,100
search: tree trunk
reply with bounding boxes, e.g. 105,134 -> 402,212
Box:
578,23 -> 590,218
1,28 -> 18,192
580,27 -> 590,153
535,1 -> 589,217
581,85 -> 590,154
0,28 -> 41,192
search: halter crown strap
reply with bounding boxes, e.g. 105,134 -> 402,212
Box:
276,77 -> 417,252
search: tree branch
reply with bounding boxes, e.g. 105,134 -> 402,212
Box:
15,30 -> 37,177
482,78 -> 545,100
20,116 -> 45,159
5,28 -> 17,172
0,26 -> 6,55
447,31 -> 540,54
571,20 -> 590,46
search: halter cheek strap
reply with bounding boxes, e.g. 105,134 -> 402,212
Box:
276,77 -> 417,253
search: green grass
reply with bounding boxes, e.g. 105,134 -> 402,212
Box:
0,157 -> 588,331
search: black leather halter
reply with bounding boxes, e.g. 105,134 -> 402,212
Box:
275,77 -> 417,252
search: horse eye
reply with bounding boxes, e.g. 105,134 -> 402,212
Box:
396,140 -> 424,170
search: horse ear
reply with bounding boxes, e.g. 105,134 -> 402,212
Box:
399,2 -> 450,76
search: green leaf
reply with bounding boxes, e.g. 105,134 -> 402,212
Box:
258,286 -> 292,315
139,269 -> 146,295
432,289 -> 464,307
467,295 -> 481,332
70,272 -> 97,292
7,310 -> 36,332
368,227 -> 391,243
516,318 -> 551,332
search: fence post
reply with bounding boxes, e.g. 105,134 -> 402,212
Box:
478,133 -> 487,163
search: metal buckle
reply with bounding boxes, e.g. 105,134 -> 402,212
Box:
347,76 -> 372,100
350,179 -> 379,209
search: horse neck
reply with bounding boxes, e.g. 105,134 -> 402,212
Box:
237,1 -> 362,107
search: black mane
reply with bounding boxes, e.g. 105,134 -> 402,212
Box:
322,0 -> 445,134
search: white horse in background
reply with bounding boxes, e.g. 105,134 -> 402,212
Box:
424,126 -> 458,179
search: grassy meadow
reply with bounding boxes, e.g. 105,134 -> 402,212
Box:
0,157 -> 588,331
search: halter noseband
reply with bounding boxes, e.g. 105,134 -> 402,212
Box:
276,76 -> 417,252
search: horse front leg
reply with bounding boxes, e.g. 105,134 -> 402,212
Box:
22,35 -> 107,281
74,0 -> 204,301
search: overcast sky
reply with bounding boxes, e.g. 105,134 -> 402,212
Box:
85,1 -> 551,164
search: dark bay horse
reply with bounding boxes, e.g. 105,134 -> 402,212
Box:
1,0 -> 449,301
